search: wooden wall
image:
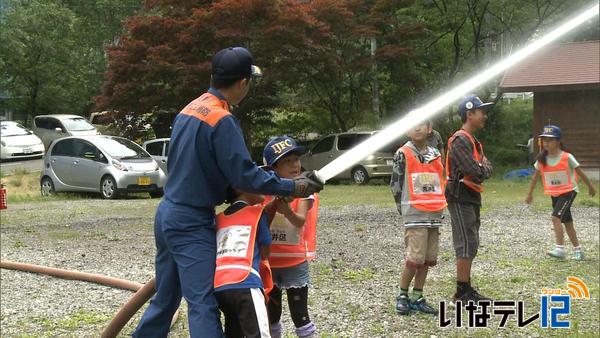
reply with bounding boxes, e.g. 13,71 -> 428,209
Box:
533,88 -> 600,168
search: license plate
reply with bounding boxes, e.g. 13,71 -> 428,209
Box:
23,148 -> 32,154
386,160 -> 394,166
138,176 -> 151,185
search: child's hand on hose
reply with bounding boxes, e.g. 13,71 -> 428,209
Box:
275,197 -> 293,215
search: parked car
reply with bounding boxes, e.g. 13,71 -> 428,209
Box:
142,138 -> 169,174
40,135 -> 166,199
0,121 -> 45,160
300,131 -> 402,184
32,114 -> 100,149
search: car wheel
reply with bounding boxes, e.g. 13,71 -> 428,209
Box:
149,191 -> 164,198
351,167 -> 369,185
100,175 -> 119,199
40,177 -> 55,197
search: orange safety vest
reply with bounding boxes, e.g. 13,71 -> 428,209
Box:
259,259 -> 274,300
446,129 -> 484,193
538,151 -> 576,197
263,195 -> 319,268
214,204 -> 264,289
400,146 -> 447,212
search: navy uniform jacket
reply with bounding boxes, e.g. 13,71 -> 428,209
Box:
162,88 -> 294,223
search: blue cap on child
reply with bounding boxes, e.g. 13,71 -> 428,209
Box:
263,135 -> 306,167
539,125 -> 562,139
457,94 -> 494,118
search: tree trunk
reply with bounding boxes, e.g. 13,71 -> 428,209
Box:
370,37 -> 381,120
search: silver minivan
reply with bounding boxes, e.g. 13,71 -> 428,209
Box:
33,114 -> 100,149
40,135 -> 166,199
300,131 -> 400,184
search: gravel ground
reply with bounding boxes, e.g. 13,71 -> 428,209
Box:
1,198 -> 598,337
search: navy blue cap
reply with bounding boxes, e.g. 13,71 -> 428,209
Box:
263,135 -> 306,167
212,47 -> 263,81
458,94 -> 494,118
539,125 -> 562,138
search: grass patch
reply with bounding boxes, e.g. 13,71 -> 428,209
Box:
0,172 -> 91,203
33,310 -> 111,332
343,267 -> 376,282
48,231 -> 82,240
317,178 -> 598,211
13,240 -> 27,249
354,223 -> 366,232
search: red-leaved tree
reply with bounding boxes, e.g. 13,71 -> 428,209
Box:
96,0 -> 423,138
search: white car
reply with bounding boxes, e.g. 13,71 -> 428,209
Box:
32,114 -> 100,149
0,121 -> 45,160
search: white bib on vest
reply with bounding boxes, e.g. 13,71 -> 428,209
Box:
216,225 -> 251,258
270,213 -> 301,245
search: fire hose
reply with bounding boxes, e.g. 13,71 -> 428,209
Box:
0,260 -> 179,337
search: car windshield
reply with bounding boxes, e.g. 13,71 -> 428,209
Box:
62,118 -> 96,131
94,137 -> 151,159
0,123 -> 32,136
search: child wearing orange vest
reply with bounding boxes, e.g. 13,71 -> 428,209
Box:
214,189 -> 274,338
262,136 -> 319,338
525,125 -> 596,260
390,121 -> 447,315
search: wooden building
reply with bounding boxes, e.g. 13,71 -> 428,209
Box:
500,40 -> 599,170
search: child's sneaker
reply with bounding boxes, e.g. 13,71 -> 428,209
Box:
295,322 -> 317,338
270,321 -> 283,338
572,250 -> 584,261
410,296 -> 437,315
395,294 -> 411,315
450,288 -> 492,307
547,247 -> 566,259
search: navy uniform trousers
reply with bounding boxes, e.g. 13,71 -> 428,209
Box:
133,200 -> 223,337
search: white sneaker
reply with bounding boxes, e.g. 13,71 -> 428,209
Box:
547,247 -> 566,259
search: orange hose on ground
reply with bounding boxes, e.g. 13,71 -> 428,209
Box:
0,260 -> 180,337
0,260 -> 142,291
101,277 -> 180,338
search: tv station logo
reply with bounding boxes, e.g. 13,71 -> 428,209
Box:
439,276 -> 590,329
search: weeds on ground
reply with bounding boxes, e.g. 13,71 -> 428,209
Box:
343,268 -> 376,282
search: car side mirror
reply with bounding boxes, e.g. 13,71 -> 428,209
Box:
84,152 -> 96,160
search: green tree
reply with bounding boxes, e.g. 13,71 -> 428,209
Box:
0,0 -> 141,123
0,0 -> 81,122
62,0 -> 142,114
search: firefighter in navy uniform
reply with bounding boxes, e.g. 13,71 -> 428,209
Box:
132,47 -> 323,338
